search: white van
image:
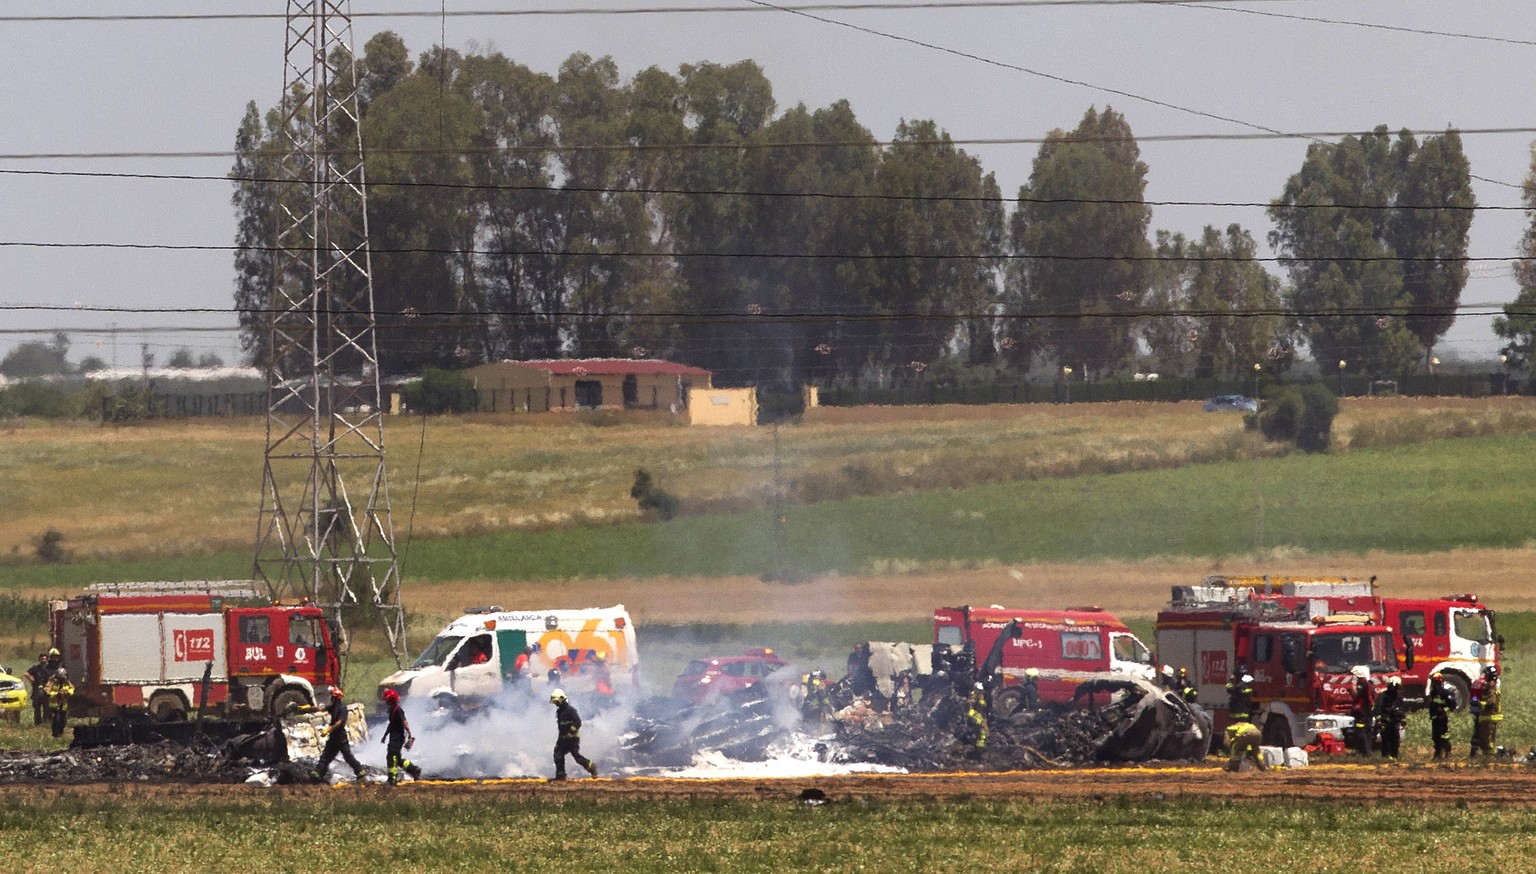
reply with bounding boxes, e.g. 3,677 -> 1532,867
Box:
378,605 -> 639,709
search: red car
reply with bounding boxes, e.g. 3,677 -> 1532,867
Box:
671,648 -> 789,703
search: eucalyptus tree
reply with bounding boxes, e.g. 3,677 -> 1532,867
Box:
1143,225 -> 1286,378
1007,106 -> 1151,378
1269,126 -> 1471,378
1494,142 -> 1536,371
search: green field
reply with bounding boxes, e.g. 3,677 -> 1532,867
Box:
5,431 -> 1535,590
9,792 -> 1536,873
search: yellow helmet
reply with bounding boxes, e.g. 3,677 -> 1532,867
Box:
549,689 -> 567,704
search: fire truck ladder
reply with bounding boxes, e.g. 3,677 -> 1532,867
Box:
252,0 -> 407,673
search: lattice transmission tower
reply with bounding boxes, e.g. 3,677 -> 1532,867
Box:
254,0 -> 407,670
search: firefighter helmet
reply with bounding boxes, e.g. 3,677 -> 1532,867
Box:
1161,664 -> 1174,679
47,648 -> 60,657
1431,671 -> 1444,681
1024,667 -> 1040,679
1387,675 -> 1402,686
382,689 -> 400,704
549,688 -> 568,704
331,686 -> 345,698
1485,666 -> 1500,680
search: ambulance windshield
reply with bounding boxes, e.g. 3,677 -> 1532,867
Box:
412,634 -> 464,669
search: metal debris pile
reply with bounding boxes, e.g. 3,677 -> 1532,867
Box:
622,675 -> 1213,772
0,740 -> 254,784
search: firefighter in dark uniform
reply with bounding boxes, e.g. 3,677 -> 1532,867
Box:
43,667 -> 73,739
24,651 -> 49,727
1374,675 -> 1406,760
1427,671 -> 1455,761
800,670 -> 831,726
1351,673 -> 1376,755
313,686 -> 367,780
1226,666 -> 1254,723
1019,667 -> 1041,713
549,688 -> 597,780
379,688 -> 422,785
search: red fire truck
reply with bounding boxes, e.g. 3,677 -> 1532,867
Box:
51,591 -> 340,721
1156,593 -> 1405,747
1189,576 -> 1499,711
933,605 -> 1156,713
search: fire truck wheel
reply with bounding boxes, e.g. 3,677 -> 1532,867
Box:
1441,674 -> 1471,714
270,687 -> 310,717
148,692 -> 188,723
992,687 -> 1025,717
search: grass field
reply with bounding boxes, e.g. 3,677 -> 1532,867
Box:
8,790 -> 1536,873
4,398 -> 1536,867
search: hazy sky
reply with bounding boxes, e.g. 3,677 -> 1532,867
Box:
2,1 -> 1531,369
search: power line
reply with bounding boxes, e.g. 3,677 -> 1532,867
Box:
2,301 -> 1529,321
740,0 -> 1524,190
1181,3 -> 1536,48
0,1 -> 1382,24
0,165 -> 1518,212
5,126 -> 1531,162
0,240 -> 1526,265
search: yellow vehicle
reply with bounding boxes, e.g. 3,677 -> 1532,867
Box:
0,665 -> 31,722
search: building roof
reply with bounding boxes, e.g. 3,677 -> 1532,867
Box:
497,358 -> 712,378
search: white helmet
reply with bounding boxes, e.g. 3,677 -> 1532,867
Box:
549,688 -> 567,704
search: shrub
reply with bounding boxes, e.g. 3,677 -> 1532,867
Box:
0,382 -> 83,418
1258,383 -> 1339,453
34,529 -> 65,563
630,468 -> 680,521
403,367 -> 478,414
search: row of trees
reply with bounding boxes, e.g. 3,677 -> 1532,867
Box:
0,334 -> 223,379
231,34 -> 1493,387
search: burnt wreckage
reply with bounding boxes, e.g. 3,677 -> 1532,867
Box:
623,629 -> 1212,771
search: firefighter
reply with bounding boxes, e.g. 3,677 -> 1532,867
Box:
43,667 -> 73,739
1224,720 -> 1265,772
1175,667 -> 1199,704
1020,667 -> 1041,713
1351,673 -> 1376,756
511,643 -> 540,696
1374,675 -> 1406,760
963,682 -> 989,752
313,686 -> 367,781
592,652 -> 616,699
1471,666 -> 1502,758
379,688 -> 422,785
800,670 -> 831,726
1225,666 -> 1255,724
846,641 -> 877,699
549,688 -> 597,780
1427,671 -> 1455,761
1159,664 -> 1177,691
891,671 -> 913,714
25,651 -> 49,727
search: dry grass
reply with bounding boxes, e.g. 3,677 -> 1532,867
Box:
2,396 -> 1533,562
322,545 -> 1536,628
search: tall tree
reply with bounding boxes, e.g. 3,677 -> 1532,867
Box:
1269,126 -> 1471,378
1143,225 -> 1287,378
1494,142 -> 1536,371
867,120 -> 1003,384
1007,106 -> 1151,377
1390,129 -> 1474,360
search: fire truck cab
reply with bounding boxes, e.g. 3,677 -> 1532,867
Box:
1157,590 -> 1405,748
933,605 -> 1155,713
1196,576 -> 1499,711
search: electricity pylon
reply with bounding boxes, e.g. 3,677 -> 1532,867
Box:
253,0 -> 407,671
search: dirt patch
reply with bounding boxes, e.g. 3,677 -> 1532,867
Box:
0,764 -> 1529,806
401,546 -> 1536,624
